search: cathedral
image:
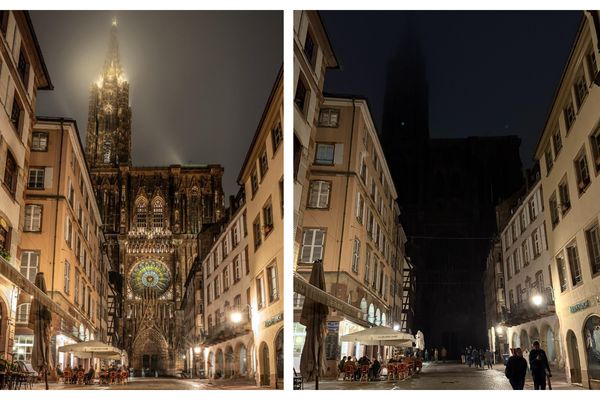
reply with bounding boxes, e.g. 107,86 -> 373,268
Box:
84,20 -> 225,375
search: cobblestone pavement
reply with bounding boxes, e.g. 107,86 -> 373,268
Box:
30,377 -> 263,390
300,362 -> 584,390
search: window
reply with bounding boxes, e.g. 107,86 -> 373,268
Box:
64,260 -> 70,294
574,71 -> 588,107
256,275 -> 266,309
545,145 -> 554,174
532,229 -> 541,258
567,244 -> 582,286
20,251 -> 39,282
552,130 -> 562,156
355,192 -> 364,223
564,100 -> 575,131
308,180 -> 331,208
365,246 -> 371,283
529,197 -> 538,220
522,241 -> 530,266
244,246 -> 249,275
259,149 -> 269,179
17,50 -> 29,86
294,78 -> 308,114
558,178 -> 571,214
16,304 -> 30,324
12,335 -> 33,362
3,149 -> 18,196
516,284 -> 523,304
314,143 -> 335,165
506,255 -> 513,280
0,10 -> 8,36
253,216 -> 262,249
74,270 -> 80,304
233,224 -> 240,248
152,199 -> 163,228
574,149 -> 591,194
509,289 -> 514,306
214,276 -> 220,298
10,95 -> 23,133
299,228 -> 325,264
590,127 -> 600,173
65,216 -> 73,247
303,30 -> 317,68
68,179 -> 74,206
136,200 -> 147,228
207,283 -> 212,304
549,193 -> 559,228
267,265 -> 278,302
514,250 -> 521,274
0,222 -> 9,254
352,238 -> 360,273
271,122 -> 282,152
31,132 -> 48,151
234,256 -> 241,282
586,223 -> 600,276
24,205 -> 42,232
263,202 -> 274,235
519,212 -> 526,233
223,267 -> 230,291
318,109 -> 340,128
251,169 -> 259,196
28,168 -> 45,189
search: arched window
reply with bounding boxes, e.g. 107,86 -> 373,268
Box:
368,304 -> 375,324
375,308 -> 381,326
136,198 -> 147,229
190,188 -> 200,233
153,198 -> 164,229
16,303 -> 30,324
103,140 -> 111,163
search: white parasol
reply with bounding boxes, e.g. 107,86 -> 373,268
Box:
340,326 -> 415,346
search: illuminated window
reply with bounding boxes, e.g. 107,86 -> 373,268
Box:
16,303 -> 30,324
267,264 -> 278,302
135,200 -> 147,228
153,199 -> 164,228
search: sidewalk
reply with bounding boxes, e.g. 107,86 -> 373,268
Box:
488,362 -> 581,390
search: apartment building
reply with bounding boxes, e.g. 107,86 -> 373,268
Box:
533,11 -> 600,388
0,10 -> 52,359
294,96 -> 407,376
498,181 -> 564,368
293,11 -> 337,260
15,117 -> 110,368
238,68 -> 283,388
483,239 -> 507,358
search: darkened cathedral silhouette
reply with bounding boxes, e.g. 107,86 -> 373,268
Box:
85,22 -> 224,375
381,24 -> 523,357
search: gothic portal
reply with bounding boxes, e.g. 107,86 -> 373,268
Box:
84,20 -> 225,376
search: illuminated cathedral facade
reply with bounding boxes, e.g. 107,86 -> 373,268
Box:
85,20 -> 225,375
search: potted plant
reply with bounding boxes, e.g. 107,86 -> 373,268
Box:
0,247 -> 10,262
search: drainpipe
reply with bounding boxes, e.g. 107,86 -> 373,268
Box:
335,99 -> 356,296
51,118 -> 65,299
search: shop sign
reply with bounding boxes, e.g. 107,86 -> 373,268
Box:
569,299 -> 590,314
264,313 -> 283,328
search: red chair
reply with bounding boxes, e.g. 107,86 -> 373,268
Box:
359,365 -> 369,382
120,371 -> 128,384
76,371 -> 85,385
397,363 -> 407,380
387,364 -> 397,381
343,364 -> 355,381
109,371 -> 117,385
63,370 -> 72,384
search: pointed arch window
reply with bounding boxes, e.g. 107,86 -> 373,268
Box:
153,198 -> 164,229
136,198 -> 148,229
103,140 -> 112,163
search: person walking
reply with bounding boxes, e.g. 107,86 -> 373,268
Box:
505,348 -> 528,390
434,348 -> 439,362
485,349 -> 494,369
424,349 -> 429,362
471,348 -> 480,369
529,341 -> 551,390
440,347 -> 447,363
338,356 -> 347,379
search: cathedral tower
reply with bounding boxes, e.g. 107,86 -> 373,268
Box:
85,19 -> 132,168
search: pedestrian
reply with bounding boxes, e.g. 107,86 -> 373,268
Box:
485,349 -> 494,369
434,348 -> 439,362
338,356 -> 347,379
479,349 -> 485,368
529,341 -> 551,390
440,347 -> 447,363
505,347 -> 527,390
471,348 -> 480,369
424,349 -> 429,362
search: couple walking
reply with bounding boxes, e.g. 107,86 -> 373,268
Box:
505,341 -> 551,390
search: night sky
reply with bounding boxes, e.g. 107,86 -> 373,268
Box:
320,11 -> 582,166
30,11 -> 282,198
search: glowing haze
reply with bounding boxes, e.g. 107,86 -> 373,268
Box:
30,11 -> 282,199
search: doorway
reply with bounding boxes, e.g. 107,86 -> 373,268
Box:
566,330 -> 582,383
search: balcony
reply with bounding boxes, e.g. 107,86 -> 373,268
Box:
503,287 -> 555,327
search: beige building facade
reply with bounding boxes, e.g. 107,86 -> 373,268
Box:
534,11 -> 600,388
14,117 -> 110,368
293,11 -> 337,261
237,68 -> 283,388
294,97 -> 407,376
0,10 -> 52,359
499,181 -> 564,369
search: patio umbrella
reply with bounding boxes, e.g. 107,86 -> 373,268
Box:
299,260 -> 329,389
340,326 -> 415,346
58,340 -> 124,360
29,272 -> 52,390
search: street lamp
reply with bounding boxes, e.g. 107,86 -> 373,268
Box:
194,346 -> 201,355
496,325 -> 504,334
393,323 -> 400,331
531,294 -> 543,306
230,311 -> 243,324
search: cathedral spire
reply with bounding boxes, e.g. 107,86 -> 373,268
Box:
103,18 -> 123,81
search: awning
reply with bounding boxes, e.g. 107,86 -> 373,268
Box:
58,340 -> 124,360
294,272 -> 364,321
0,258 -> 79,327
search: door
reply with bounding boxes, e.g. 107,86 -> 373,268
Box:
567,330 -> 582,383
260,343 -> 270,386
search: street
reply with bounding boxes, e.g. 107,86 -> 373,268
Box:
30,377 -> 263,390
300,362 -> 584,390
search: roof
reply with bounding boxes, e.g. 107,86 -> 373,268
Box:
24,11 -> 53,90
